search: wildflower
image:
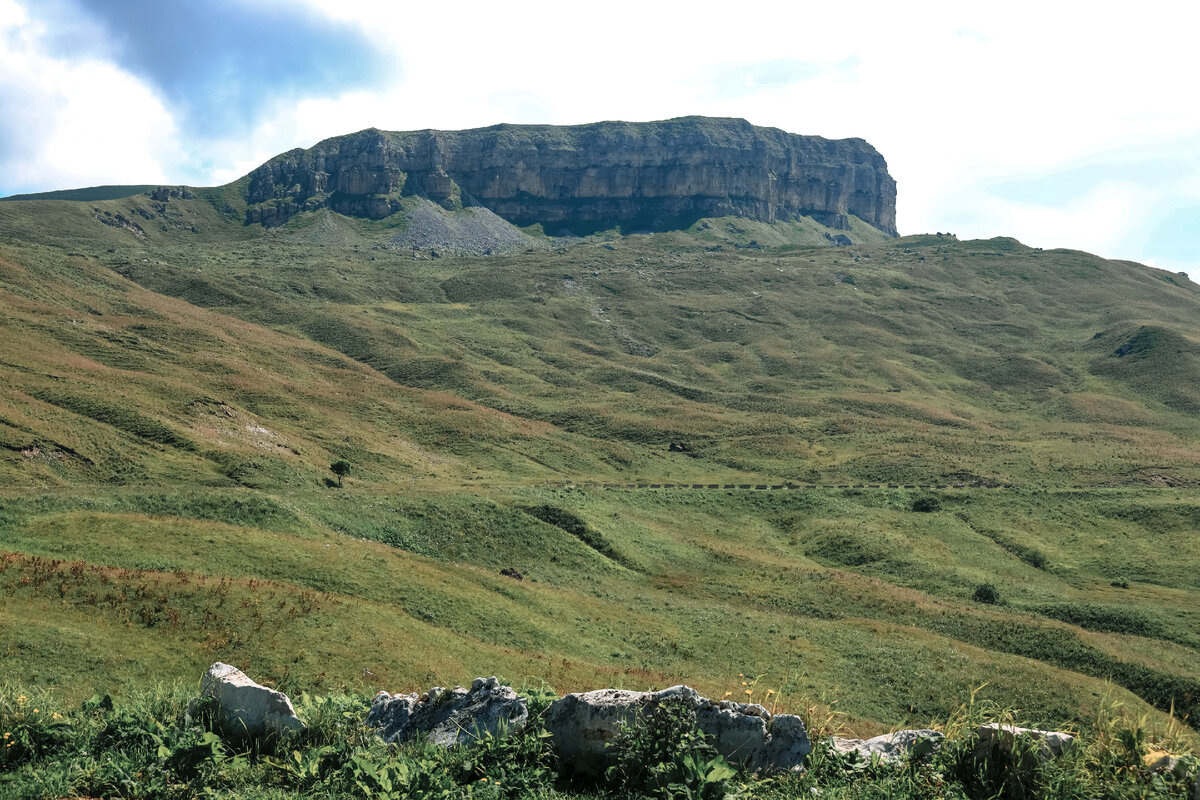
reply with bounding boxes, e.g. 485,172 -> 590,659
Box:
52,713 -> 62,720
741,681 -> 747,686
745,690 -> 753,696
766,690 -> 775,695
723,691 -> 732,697
17,696 -> 26,703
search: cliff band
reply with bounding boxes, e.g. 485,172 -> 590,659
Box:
244,116 -> 898,236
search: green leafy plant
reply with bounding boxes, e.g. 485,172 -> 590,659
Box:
605,696 -> 739,799
911,495 -> 942,513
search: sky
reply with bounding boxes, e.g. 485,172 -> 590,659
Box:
0,0 -> 1196,279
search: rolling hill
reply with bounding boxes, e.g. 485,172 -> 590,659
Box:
1,121 -> 1199,747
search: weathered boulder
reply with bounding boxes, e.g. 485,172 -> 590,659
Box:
975,723 -> 1075,761
544,684 -> 810,773
1142,748 -> 1190,777
367,676 -> 528,747
830,729 -> 943,763
199,662 -> 304,739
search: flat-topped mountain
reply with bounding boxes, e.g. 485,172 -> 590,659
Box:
244,116 -> 898,235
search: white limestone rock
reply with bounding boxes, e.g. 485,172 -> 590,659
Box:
975,723 -> 1075,760
367,676 -> 528,747
830,729 -> 943,763
543,684 -> 810,773
200,662 -> 304,739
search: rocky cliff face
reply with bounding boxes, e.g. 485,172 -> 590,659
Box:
244,117 -> 897,236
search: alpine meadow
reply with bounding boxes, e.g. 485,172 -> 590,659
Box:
1,118 -> 1198,799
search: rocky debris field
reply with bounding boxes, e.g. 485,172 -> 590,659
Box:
387,199 -> 544,256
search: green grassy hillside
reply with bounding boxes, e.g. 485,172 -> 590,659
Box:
0,190 -> 1198,747
0,185 -> 159,202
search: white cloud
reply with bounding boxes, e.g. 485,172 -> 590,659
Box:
976,181 -> 1157,252
0,3 -> 180,193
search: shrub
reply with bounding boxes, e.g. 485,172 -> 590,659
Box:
911,495 -> 942,513
973,583 -> 1001,604
1021,548 -> 1048,569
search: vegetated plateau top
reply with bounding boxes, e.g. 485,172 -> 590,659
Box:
242,116 -> 899,236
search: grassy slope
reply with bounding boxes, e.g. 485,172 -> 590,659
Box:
0,185 -> 159,202
0,192 -> 1198,744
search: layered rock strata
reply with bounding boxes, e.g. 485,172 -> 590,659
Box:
244,116 -> 897,235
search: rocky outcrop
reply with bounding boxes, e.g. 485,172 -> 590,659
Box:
93,209 -> 145,238
367,676 -> 528,747
243,117 -> 897,235
831,729 -> 943,763
543,685 -> 810,773
974,723 -> 1076,761
199,662 -> 304,739
149,186 -> 195,202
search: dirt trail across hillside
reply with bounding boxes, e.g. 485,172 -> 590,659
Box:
538,481 -> 1011,490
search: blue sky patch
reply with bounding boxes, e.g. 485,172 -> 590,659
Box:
706,58 -> 854,98
36,0 -> 392,138
988,159 -> 1184,207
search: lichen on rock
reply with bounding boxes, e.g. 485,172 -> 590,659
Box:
367,676 -> 528,747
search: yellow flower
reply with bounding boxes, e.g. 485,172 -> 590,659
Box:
17,696 -> 26,703
744,690 -> 752,696
766,690 -> 775,695
52,713 -> 62,720
723,691 -> 732,697
738,673 -> 744,678
32,709 -> 38,714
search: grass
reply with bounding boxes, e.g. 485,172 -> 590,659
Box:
1,486 -> 1199,739
0,189 -> 1198,766
0,185 -> 159,202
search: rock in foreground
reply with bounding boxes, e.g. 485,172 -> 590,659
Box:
544,685 -> 810,773
368,676 -> 528,747
975,723 -> 1076,760
199,662 -> 304,739
831,729 -> 944,763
